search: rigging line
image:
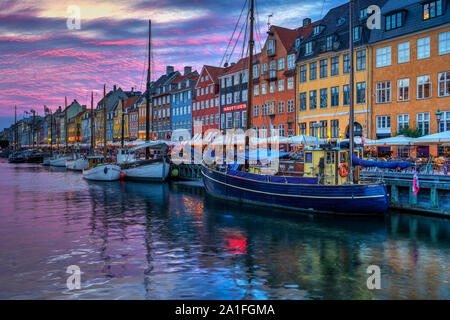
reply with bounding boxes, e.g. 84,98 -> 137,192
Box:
240,8 -> 249,59
228,8 -> 249,64
254,0 -> 264,51
220,0 -> 248,67
140,38 -> 149,92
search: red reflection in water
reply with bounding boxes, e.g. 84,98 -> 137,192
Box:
223,231 -> 247,255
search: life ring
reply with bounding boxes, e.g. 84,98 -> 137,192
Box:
339,163 -> 349,177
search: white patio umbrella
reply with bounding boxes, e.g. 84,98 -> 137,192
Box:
415,131 -> 450,144
286,135 -> 326,145
365,135 -> 416,146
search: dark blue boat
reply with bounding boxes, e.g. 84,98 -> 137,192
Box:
201,164 -> 389,216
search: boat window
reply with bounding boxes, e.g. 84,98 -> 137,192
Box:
288,165 -> 294,171
305,152 -> 312,163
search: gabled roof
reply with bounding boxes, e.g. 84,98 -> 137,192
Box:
220,53 -> 261,76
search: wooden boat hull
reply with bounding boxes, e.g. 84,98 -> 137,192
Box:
66,158 -> 89,171
82,164 -> 121,181
201,166 -> 389,215
122,161 -> 169,182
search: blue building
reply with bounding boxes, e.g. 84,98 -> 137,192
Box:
170,67 -> 199,137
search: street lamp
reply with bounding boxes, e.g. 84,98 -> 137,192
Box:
436,108 -> 442,133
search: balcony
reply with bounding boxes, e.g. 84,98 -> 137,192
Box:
264,70 -> 277,81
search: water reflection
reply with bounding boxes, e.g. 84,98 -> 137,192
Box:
0,163 -> 448,299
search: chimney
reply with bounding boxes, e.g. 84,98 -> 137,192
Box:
184,66 -> 192,75
113,85 -> 117,92
303,18 -> 311,27
131,87 -> 134,92
166,66 -> 174,75
224,62 -> 229,68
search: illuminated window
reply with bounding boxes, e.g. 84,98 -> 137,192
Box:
397,78 -> 410,101
423,0 -> 443,20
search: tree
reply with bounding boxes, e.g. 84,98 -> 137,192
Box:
396,127 -> 422,138
0,139 -> 9,149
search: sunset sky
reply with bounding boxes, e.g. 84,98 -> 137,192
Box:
0,0 -> 343,129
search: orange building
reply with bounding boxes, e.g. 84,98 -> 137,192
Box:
253,19 -> 317,138
369,0 -> 449,156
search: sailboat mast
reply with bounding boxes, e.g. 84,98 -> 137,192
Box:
244,0 -> 255,170
145,19 -> 151,160
348,0 -> 355,182
91,91 -> 95,151
14,105 -> 17,151
121,98 -> 125,148
65,96 -> 68,153
103,84 -> 107,163
50,108 -> 53,156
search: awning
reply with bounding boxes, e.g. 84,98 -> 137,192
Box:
415,131 -> 450,144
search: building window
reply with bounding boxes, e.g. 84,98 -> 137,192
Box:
253,105 -> 259,117
287,100 -> 294,113
360,8 -> 367,19
439,31 -> 450,55
343,84 -> 349,105
397,114 -> 409,131
331,120 -> 339,138
398,42 -> 410,63
418,37 -> 431,60
242,111 -> 246,128
376,115 -> 391,133
417,112 -> 430,135
331,86 -> 339,107
261,104 -> 268,116
320,88 -> 328,108
226,113 -> 233,129
417,75 -> 431,99
261,83 -> 267,95
320,59 -> 327,78
309,62 -> 317,80
305,41 -> 313,55
326,35 -> 333,51
397,78 -> 410,101
385,12 -> 404,31
309,122 -> 317,137
299,122 -> 307,135
439,111 -> 450,132
376,46 -> 391,67
267,39 -> 276,56
319,121 -> 327,138
287,77 -> 294,90
376,81 -> 391,103
356,50 -> 366,71
299,92 -> 307,111
353,26 -> 361,42
287,54 -> 295,70
423,0 -> 443,20
269,81 -> 276,93
254,85 -> 259,96
278,58 -> 285,70
299,65 -> 307,83
331,56 -> 339,76
242,89 -> 248,102
226,93 -> 232,104
343,54 -> 349,74
278,124 -> 285,137
438,71 -> 450,97
261,63 -> 267,75
253,64 -> 260,79
278,101 -> 284,114
356,82 -> 366,104
234,91 -> 240,103
309,90 -> 317,109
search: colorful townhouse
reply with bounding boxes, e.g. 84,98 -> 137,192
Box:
113,95 -> 138,142
296,0 -> 387,140
170,67 -> 199,137
152,66 -> 181,140
128,103 -> 139,140
192,65 -> 226,138
368,0 -> 449,155
252,19 -> 317,138
219,55 -> 260,133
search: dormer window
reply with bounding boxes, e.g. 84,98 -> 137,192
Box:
305,41 -> 313,55
423,0 -> 443,20
178,83 -> 181,89
267,39 -> 276,56
360,8 -> 367,19
385,12 -> 404,31
353,26 -> 362,42
326,35 -> 333,50
295,38 -> 301,47
313,25 -> 323,35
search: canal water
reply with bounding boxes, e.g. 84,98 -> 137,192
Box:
0,162 -> 448,300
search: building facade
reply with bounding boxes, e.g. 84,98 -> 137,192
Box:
192,65 -> 225,137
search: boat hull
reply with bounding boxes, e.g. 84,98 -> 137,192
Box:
82,165 -> 121,181
50,157 -> 70,167
201,166 -> 389,215
122,161 -> 169,181
66,158 -> 89,171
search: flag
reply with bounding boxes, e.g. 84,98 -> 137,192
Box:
412,169 -> 420,195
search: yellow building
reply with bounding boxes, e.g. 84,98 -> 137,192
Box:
113,99 -> 129,141
68,110 -> 86,143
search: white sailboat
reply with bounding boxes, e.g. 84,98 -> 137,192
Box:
50,154 -> 71,167
120,141 -> 170,181
66,155 -> 89,171
83,86 -> 121,182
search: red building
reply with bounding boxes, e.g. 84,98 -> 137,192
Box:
252,19 -> 317,138
192,65 -> 226,137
